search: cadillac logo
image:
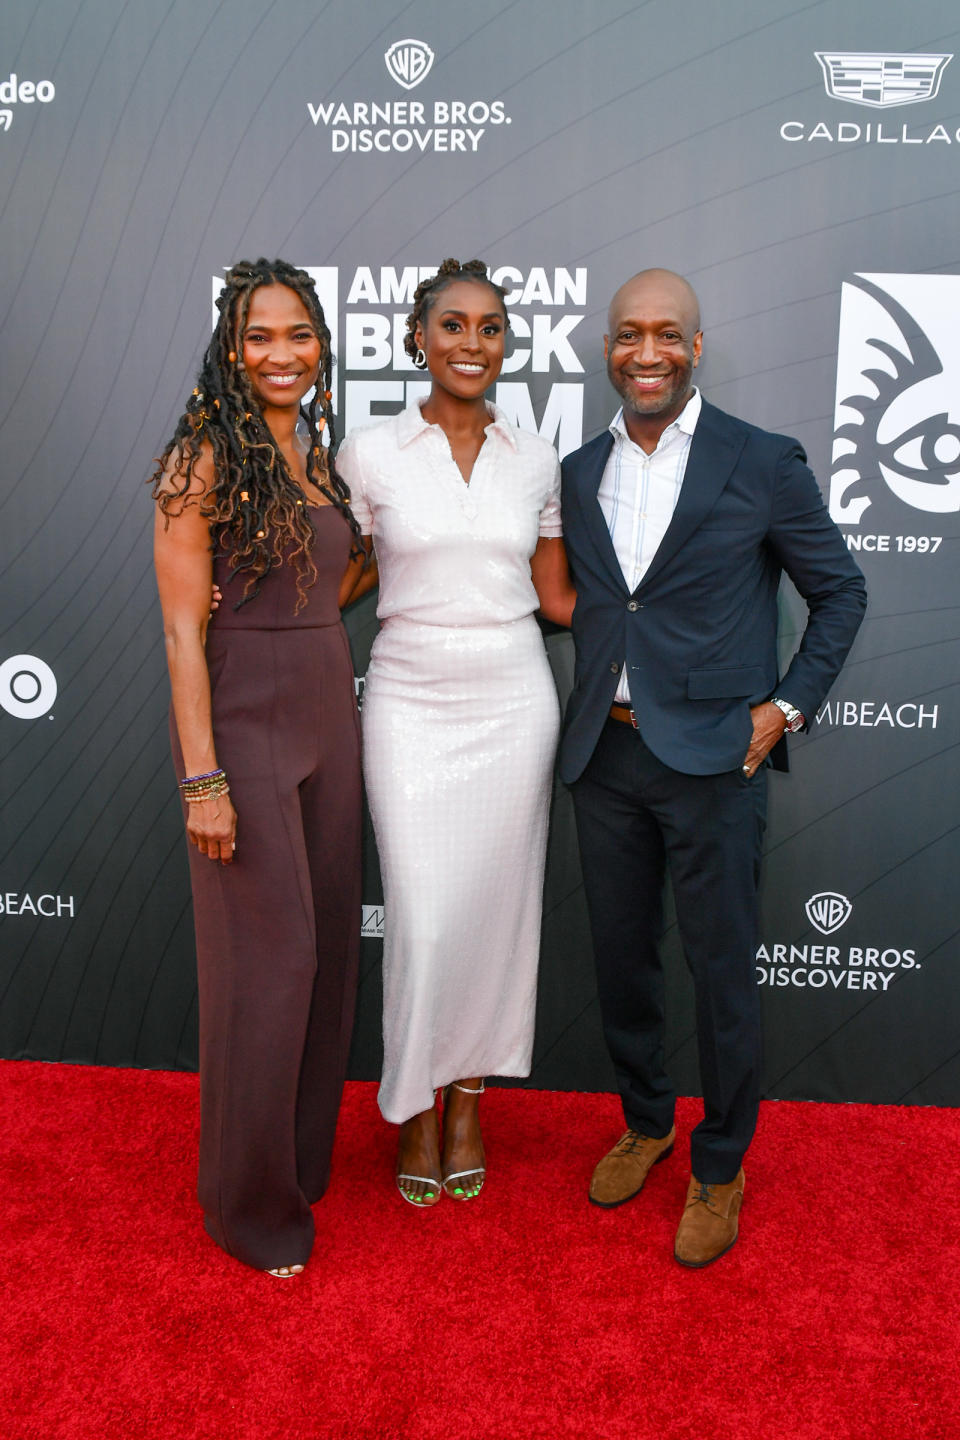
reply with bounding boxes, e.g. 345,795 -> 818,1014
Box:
816,51 -> 952,109
805,892 -> 853,937
384,39 -> 435,91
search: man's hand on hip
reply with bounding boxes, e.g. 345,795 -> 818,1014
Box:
741,702 -> 788,777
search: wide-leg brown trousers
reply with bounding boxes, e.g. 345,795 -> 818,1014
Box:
174,614 -> 361,1272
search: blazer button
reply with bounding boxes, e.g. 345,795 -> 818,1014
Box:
609,663 -> 619,674
627,600 -> 639,612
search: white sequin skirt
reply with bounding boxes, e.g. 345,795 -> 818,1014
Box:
362,614 -> 560,1123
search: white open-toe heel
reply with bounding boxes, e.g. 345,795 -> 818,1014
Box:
442,1081 -> 486,1200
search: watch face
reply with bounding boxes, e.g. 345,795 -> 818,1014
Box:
773,698 -> 803,730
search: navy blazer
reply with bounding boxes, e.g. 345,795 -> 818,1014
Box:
559,398 -> 867,783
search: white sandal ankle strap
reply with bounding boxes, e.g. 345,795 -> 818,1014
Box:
450,1081 -> 485,1095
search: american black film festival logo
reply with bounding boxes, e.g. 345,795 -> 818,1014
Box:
215,263 -> 588,458
307,35 -> 512,154
829,273 -> 960,551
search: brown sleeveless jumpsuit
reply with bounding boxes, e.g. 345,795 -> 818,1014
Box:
171,505 -> 361,1271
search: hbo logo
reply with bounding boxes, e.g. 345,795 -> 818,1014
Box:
0,655 -> 57,719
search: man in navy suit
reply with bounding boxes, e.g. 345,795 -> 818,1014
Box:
560,269 -> 866,1267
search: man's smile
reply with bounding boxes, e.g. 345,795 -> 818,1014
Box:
627,373 -> 670,388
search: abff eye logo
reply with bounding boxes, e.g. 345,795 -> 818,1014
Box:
829,273 -> 960,524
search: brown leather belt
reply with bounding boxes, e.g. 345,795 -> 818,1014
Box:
609,702 -> 638,728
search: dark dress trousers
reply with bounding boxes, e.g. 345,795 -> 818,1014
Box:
560,399 -> 867,1181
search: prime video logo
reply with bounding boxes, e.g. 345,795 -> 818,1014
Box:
0,73 -> 55,131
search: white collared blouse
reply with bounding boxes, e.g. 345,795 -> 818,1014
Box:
337,400 -> 562,627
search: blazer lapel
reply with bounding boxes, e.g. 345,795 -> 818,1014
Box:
636,400 -> 746,593
574,433 -> 630,594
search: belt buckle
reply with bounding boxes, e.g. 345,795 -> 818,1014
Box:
628,707 -> 638,730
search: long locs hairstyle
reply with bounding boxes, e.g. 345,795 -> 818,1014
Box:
150,258 -> 363,610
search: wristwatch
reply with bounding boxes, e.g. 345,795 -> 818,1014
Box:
770,697 -> 805,733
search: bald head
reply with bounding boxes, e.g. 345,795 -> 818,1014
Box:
604,269 -> 703,448
607,269 -> 701,334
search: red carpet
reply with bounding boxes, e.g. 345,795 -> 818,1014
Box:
2,1060 -> 956,1440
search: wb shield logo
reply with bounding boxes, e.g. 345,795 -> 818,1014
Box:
805,893 -> 852,937
829,274 -> 960,524
384,39 -> 435,90
816,52 -> 951,108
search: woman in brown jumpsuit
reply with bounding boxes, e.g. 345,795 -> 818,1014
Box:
151,260 -> 369,1276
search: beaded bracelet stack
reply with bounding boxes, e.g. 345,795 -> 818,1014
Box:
179,767 -> 230,804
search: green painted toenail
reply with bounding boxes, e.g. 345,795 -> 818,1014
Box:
454,1186 -> 464,1194
424,1190 -> 435,1198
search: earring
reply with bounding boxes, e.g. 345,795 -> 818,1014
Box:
228,351 -> 237,364
415,347 -> 426,369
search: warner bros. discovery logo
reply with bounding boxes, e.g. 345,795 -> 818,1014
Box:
756,893 -> 920,994
384,40 -> 434,90
308,34 -> 511,154
816,52 -> 951,108
805,892 -> 852,936
829,273 -> 960,531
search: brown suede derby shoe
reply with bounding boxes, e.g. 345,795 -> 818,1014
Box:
588,1125 -> 676,1208
674,1169 -> 745,1268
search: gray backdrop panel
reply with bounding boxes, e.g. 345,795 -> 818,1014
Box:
1,0 -> 957,1103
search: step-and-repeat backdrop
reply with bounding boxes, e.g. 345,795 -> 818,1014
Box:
2,0 -> 957,1104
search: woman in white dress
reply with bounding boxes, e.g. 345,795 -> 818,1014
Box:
337,259 -> 574,1205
